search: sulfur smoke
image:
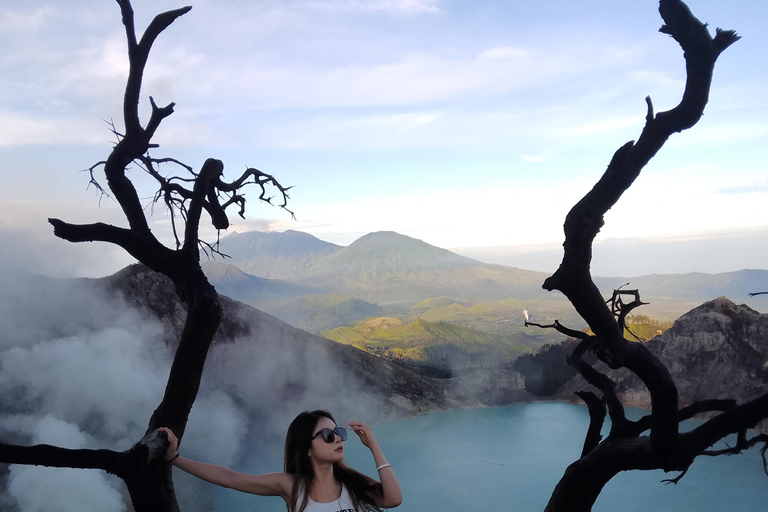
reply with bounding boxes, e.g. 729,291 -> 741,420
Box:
0,268 -> 382,512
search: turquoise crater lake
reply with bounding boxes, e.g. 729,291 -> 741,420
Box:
212,403 -> 768,511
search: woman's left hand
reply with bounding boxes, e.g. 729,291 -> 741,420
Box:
348,420 -> 402,508
348,421 -> 377,449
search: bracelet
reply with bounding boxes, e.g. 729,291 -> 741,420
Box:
167,452 -> 180,463
376,463 -> 391,471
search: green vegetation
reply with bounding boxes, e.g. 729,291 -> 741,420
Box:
403,295 -> 585,345
624,315 -> 673,341
411,296 -> 455,309
514,315 -> 673,396
513,340 -> 586,396
321,317 -> 535,377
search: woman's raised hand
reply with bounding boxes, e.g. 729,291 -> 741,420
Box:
347,421 -> 378,449
156,427 -> 178,462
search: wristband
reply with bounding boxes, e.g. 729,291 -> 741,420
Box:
376,462 -> 391,471
168,452 -> 180,463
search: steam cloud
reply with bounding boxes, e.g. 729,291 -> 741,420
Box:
0,266 -> 382,511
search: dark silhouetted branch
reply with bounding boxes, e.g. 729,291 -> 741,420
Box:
525,320 -> 590,340
541,0 -> 742,472
681,392 -> 768,459
0,442 -> 124,475
575,391 -> 606,456
541,2 -> 749,510
627,399 -> 738,437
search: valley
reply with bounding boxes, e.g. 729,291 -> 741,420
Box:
206,229 -> 768,366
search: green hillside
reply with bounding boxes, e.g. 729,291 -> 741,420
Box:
411,296 -> 455,309
321,317 -> 535,377
406,295 -> 586,344
624,315 -> 673,341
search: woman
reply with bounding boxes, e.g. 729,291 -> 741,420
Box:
158,410 -> 402,512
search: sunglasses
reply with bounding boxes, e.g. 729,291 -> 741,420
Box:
311,426 -> 348,443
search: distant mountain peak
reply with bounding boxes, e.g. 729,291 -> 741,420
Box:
220,229 -> 341,253
324,230 -> 477,273
201,261 -> 250,282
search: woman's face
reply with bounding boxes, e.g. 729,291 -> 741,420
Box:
308,416 -> 344,464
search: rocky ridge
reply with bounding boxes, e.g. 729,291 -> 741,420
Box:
557,297 -> 768,430
105,264 -> 532,420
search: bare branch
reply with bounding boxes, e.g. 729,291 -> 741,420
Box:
83,161 -> 111,201
217,167 -> 296,219
702,433 -> 768,458
117,1 -> 191,135
0,441 -> 124,476
626,399 -> 738,437
525,320 -> 590,340
48,218 -> 175,277
569,338 -> 628,435
681,392 -> 768,461
662,468 -> 689,485
540,0 -> 742,471
575,390 -> 606,456
183,158 -> 224,253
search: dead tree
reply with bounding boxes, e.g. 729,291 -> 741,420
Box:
535,1 -> 768,511
0,1 -> 290,510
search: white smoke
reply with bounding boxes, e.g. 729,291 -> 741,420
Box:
6,416 -> 125,512
0,328 -> 169,445
0,267 -> 384,511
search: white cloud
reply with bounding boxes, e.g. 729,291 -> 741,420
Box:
0,111 -> 109,146
304,0 -> 442,14
0,6 -> 56,30
716,179 -> 768,195
559,116 -> 642,138
521,150 -> 554,163
296,184 -> 575,248
478,46 -> 528,60
673,121 -> 768,148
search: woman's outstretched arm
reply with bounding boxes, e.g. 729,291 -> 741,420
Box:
348,421 -> 402,508
157,427 -> 293,499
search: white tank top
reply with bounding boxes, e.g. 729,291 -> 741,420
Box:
297,484 -> 356,512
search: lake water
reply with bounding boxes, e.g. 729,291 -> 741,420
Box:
211,403 -> 768,511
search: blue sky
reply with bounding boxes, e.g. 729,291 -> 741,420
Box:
0,0 -> 766,278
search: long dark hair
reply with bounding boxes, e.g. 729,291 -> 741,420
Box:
284,410 -> 384,512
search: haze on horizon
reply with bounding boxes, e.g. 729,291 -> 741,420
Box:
0,0 -> 766,279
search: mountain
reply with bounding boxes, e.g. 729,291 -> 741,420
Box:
207,229 -> 768,341
216,230 -> 768,313
611,296 -> 768,410
307,231 -> 479,273
201,262 -> 383,332
0,265 -> 532,421
322,317 -> 535,378
594,270 -> 768,321
201,261 -> 313,307
109,265 -> 532,408
214,230 -> 553,306
217,230 -> 341,280
265,293 -> 384,333
520,297 -> 768,424
293,231 -> 550,303
594,270 -> 768,301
